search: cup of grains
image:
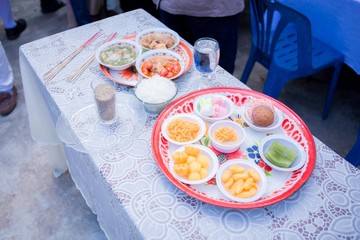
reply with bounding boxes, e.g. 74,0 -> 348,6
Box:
134,75 -> 178,114
92,80 -> 117,124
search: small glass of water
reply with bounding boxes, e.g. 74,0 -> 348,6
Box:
193,37 -> 220,89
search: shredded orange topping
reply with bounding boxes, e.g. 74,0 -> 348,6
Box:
167,118 -> 200,142
214,127 -> 238,143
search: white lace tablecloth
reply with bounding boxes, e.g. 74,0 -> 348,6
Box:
19,9 -> 360,240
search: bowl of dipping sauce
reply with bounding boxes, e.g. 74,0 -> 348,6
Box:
95,40 -> 142,71
208,120 -> 246,153
134,75 -> 178,114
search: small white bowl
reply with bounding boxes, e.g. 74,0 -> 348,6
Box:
169,144 -> 219,185
134,76 -> 178,114
208,120 -> 246,153
136,27 -> 180,51
95,40 -> 142,71
161,114 -> 206,146
216,160 -> 267,203
193,94 -> 235,123
135,49 -> 185,80
242,100 -> 283,132
259,134 -> 306,172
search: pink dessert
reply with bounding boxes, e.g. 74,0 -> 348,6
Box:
198,97 -> 228,118
213,103 -> 228,118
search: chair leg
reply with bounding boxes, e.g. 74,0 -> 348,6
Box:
240,48 -> 257,84
345,127 -> 360,167
262,68 -> 287,99
322,62 -> 342,119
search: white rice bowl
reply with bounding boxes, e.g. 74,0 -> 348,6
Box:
134,75 -> 177,114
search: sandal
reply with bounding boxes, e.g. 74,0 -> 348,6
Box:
0,86 -> 17,116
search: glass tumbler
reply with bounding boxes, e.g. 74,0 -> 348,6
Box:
91,80 -> 117,124
193,37 -> 220,89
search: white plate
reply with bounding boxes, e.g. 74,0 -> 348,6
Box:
216,160 -> 268,203
161,113 -> 206,146
259,134 -> 306,172
169,144 -> 219,185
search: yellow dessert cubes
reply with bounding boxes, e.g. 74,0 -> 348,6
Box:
172,146 -> 209,181
184,145 -> 201,156
172,151 -> 188,164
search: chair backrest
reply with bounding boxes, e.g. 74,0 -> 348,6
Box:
249,0 -> 313,72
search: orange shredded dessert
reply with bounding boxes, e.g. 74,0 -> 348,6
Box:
167,118 -> 200,142
214,126 -> 238,143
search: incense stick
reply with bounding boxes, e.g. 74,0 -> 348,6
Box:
43,31 -> 102,82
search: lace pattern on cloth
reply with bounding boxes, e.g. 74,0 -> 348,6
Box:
20,9 -> 360,240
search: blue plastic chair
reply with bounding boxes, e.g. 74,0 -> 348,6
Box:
345,127 -> 360,167
241,0 -> 343,119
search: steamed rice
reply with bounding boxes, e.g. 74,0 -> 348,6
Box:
135,75 -> 177,104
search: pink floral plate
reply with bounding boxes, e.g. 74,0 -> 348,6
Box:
99,35 -> 193,87
151,87 -> 316,209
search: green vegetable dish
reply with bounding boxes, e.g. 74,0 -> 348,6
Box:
100,45 -> 137,66
265,141 -> 298,168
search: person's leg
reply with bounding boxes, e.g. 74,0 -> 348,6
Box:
190,13 -> 241,74
0,0 -> 16,28
120,0 -> 159,18
40,0 -> 66,14
0,0 -> 27,40
159,9 -> 194,45
0,43 -> 13,93
0,42 -> 17,115
69,0 -> 92,25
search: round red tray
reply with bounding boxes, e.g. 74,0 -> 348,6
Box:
151,88 -> 316,208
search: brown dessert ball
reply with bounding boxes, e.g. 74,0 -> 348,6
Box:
251,105 -> 274,127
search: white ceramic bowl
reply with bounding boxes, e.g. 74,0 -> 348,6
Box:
95,40 -> 142,71
208,120 -> 246,153
193,94 -> 235,123
134,76 -> 178,114
136,27 -> 180,51
169,144 -> 219,185
259,134 -> 306,172
161,114 -> 206,146
135,49 -> 185,80
242,100 -> 283,132
216,160 -> 267,203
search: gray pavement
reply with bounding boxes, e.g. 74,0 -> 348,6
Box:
0,1 -> 359,239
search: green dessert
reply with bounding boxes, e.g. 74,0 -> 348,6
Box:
265,141 -> 298,168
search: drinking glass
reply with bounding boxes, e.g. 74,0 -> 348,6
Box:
91,79 -> 117,124
193,37 -> 220,89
